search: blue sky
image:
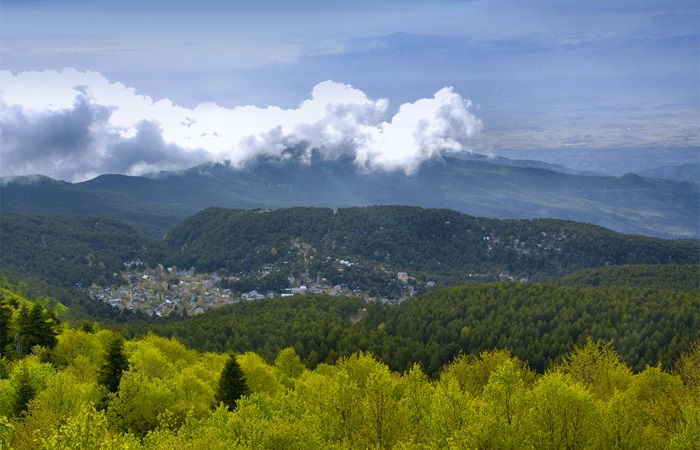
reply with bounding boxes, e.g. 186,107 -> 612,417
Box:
1,0 -> 698,181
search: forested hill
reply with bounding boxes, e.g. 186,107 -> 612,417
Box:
0,213 -> 172,288
553,264 -> 700,291
118,282 -> 700,375
2,296 -> 699,448
1,207 -> 698,295
166,206 -> 699,279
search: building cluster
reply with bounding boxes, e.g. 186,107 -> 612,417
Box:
87,259 -> 429,317
86,264 -> 233,317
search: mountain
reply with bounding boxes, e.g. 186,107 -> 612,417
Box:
1,155 -> 698,239
492,146 -> 699,176
635,163 -> 699,185
452,152 -> 595,175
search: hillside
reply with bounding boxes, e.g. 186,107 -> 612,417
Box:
166,206 -> 699,292
0,213 -> 172,288
118,282 -> 700,375
2,207 -> 697,302
636,163 -> 700,185
2,155 -> 698,239
2,310 -> 698,448
552,264 -> 700,291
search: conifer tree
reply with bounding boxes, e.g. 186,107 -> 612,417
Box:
98,336 -> 129,393
216,353 -> 249,410
16,304 -> 58,354
0,300 -> 12,357
13,366 -> 35,417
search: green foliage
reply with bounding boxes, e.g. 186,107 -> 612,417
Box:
526,372 -> 600,450
275,347 -> 305,388
0,300 -> 13,357
98,336 -> 129,393
166,206 -> 699,290
108,370 -> 175,437
117,294 -> 365,366
1,329 -> 699,448
0,213 -> 172,288
556,337 -> 633,400
554,264 -> 700,291
119,282 -> 699,377
38,403 -> 141,450
17,303 -> 59,355
674,340 -> 700,401
215,353 -> 250,411
237,352 -> 280,396
0,289 -> 62,358
12,366 -> 35,418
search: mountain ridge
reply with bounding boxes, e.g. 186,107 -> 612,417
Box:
1,154 -> 697,239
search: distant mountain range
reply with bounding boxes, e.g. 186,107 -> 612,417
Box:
1,154 -> 698,239
635,163 -> 699,185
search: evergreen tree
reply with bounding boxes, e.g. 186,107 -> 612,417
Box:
215,353 -> 249,410
33,304 -> 59,350
13,366 -> 35,417
0,299 -> 12,357
16,304 -> 58,355
98,336 -> 130,393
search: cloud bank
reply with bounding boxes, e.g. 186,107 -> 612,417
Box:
0,69 -> 482,181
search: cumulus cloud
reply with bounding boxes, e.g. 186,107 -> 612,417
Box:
0,68 -> 482,181
0,90 -> 210,181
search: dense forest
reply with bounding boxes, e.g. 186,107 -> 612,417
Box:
116,280 -> 699,375
1,206 -> 699,447
165,206 -> 699,278
0,293 -> 698,449
0,213 -> 172,288
2,207 -> 698,299
553,264 -> 700,291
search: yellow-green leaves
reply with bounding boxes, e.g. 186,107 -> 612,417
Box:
3,328 -> 700,449
527,373 -> 600,450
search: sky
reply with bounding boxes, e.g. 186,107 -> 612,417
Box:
1,0 -> 698,182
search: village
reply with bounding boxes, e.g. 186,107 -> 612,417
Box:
85,258 -> 440,317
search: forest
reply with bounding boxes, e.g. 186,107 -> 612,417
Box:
114,274 -> 699,374
0,206 -> 699,448
164,206 -> 699,279
1,207 -> 698,299
0,289 -> 699,449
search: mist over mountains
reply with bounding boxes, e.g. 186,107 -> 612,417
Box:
2,153 -> 697,240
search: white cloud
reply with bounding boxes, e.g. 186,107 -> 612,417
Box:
0,68 -> 482,181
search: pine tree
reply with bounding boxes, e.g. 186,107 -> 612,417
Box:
215,353 -> 250,410
16,304 -> 58,354
32,304 -> 58,349
0,299 -> 12,358
13,366 -> 35,417
98,336 -> 130,393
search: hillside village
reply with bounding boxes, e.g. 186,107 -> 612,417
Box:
85,259 -> 450,317
77,224 -> 595,318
